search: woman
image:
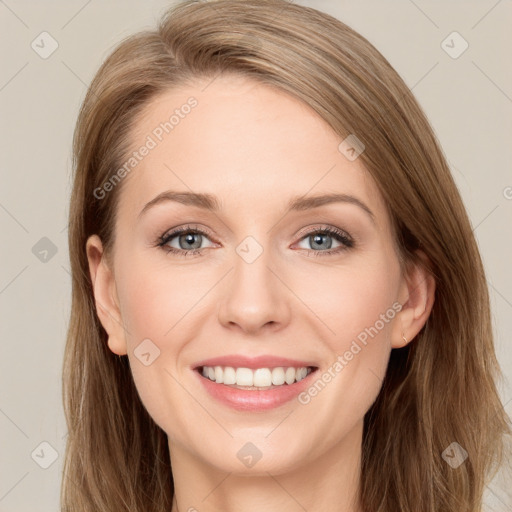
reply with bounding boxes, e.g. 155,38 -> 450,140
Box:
61,0 -> 511,511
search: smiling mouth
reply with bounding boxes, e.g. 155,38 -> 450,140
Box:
196,365 -> 318,390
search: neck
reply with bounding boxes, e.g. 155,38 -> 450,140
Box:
169,420 -> 364,512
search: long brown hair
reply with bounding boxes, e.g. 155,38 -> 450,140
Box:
61,1 -> 511,510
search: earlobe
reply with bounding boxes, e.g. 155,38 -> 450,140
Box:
86,235 -> 128,356
392,250 -> 436,349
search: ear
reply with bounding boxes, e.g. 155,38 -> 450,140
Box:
86,235 -> 127,356
392,250 -> 436,348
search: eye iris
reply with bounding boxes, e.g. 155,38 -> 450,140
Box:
180,232 -> 201,250
311,233 -> 332,250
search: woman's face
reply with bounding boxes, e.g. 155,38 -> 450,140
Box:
88,74 -> 416,475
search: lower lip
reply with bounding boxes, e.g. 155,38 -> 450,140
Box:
194,368 -> 317,411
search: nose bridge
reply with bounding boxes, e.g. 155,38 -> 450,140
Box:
217,233 -> 289,332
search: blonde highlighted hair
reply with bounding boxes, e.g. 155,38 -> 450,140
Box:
62,1 -> 511,510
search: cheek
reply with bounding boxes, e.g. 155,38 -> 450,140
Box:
116,256 -> 201,344
115,270 -> 186,433
295,257 -> 400,426
113,255 -> 207,433
293,257 -> 400,349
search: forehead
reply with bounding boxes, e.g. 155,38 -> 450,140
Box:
117,74 -> 387,224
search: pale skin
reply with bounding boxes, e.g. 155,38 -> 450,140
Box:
86,74 -> 435,512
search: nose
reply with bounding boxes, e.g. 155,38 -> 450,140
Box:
217,242 -> 291,335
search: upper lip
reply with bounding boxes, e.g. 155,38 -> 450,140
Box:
193,355 -> 318,370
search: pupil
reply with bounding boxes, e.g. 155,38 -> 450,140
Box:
312,234 -> 331,250
181,233 -> 201,249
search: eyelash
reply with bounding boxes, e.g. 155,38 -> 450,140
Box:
156,224 -> 355,258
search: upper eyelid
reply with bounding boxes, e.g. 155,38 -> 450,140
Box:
295,224 -> 351,239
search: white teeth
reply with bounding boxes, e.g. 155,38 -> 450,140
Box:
253,368 -> 272,387
285,367 -> 296,384
200,365 -> 313,387
214,366 -> 223,383
296,367 -> 308,382
271,367 -> 285,385
223,366 -> 236,385
235,367 -> 253,386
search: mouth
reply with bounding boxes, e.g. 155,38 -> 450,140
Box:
195,365 -> 318,390
193,364 -> 319,411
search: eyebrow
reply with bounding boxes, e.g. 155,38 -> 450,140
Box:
138,190 -> 375,223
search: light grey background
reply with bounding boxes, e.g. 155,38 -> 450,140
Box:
1,1 -> 511,510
